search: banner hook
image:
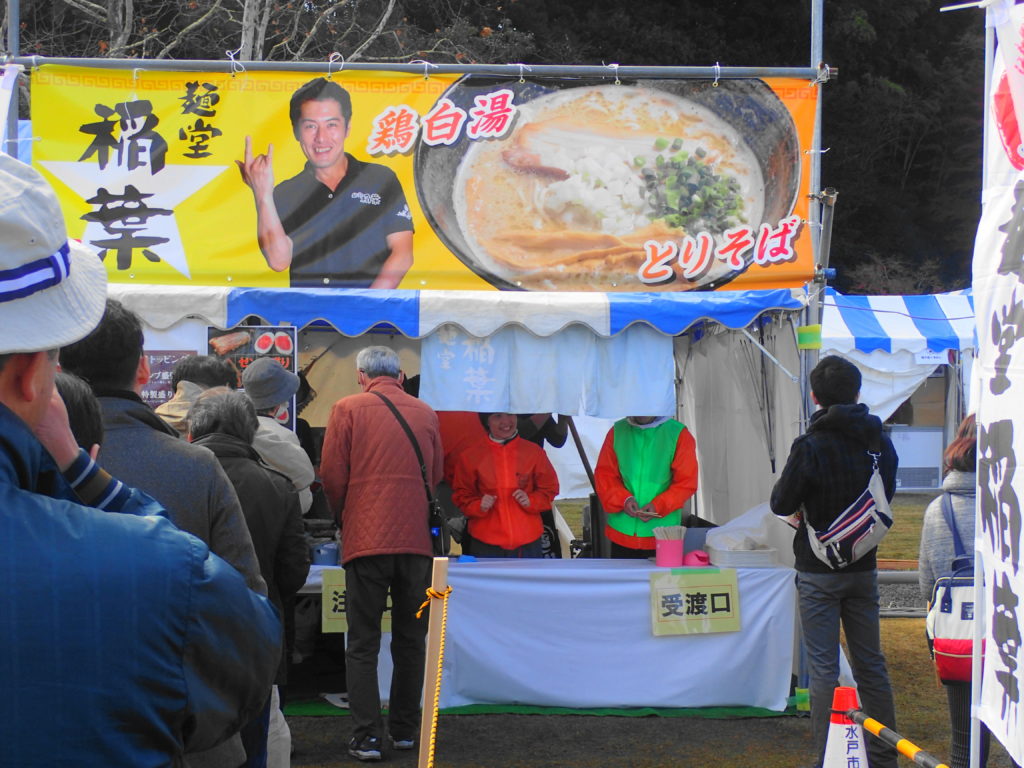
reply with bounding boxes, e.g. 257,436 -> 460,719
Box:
226,47 -> 246,77
409,59 -> 439,80
327,52 -> 344,80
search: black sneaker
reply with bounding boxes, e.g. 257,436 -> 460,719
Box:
388,734 -> 415,750
348,735 -> 382,762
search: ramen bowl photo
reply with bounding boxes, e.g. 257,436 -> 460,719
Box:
414,77 -> 802,292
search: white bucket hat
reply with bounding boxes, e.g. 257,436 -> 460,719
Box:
0,154 -> 107,354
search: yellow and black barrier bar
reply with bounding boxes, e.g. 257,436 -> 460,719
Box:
843,709 -> 950,768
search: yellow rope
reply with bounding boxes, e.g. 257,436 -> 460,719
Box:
417,585 -> 452,768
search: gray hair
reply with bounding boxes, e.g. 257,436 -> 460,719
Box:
356,345 -> 401,379
187,387 -> 259,444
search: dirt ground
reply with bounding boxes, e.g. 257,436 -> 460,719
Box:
288,710 -> 1022,768
283,617 -> 1022,768
288,712 -> 815,768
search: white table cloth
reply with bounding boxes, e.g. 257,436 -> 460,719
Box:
303,559 -> 797,711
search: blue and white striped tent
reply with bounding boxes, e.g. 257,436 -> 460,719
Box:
111,284 -> 805,339
111,283 -> 806,420
822,288 -> 975,355
112,282 -> 809,513
821,287 -> 975,429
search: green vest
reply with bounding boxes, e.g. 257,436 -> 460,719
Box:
607,419 -> 685,540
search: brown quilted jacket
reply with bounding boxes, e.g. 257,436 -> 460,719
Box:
321,376 -> 443,564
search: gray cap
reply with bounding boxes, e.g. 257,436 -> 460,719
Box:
242,357 -> 299,410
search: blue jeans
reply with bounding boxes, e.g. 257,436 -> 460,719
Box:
796,570 -> 898,768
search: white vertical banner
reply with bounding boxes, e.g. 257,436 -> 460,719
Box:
973,8 -> 1024,762
972,151 -> 1024,768
993,0 -> 1024,162
419,323 -> 675,417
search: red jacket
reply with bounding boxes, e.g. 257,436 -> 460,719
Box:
437,410 -> 486,484
451,435 -> 559,549
321,377 -> 443,564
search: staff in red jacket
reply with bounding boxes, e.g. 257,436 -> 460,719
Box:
451,412 -> 559,558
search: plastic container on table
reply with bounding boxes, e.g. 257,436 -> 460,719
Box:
706,545 -> 776,567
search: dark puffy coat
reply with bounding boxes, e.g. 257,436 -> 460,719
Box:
192,432 -> 310,684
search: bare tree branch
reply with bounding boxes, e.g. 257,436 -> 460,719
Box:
347,0 -> 396,62
157,0 -> 224,59
110,26 -> 164,56
266,4 -> 306,61
59,0 -> 106,24
292,1 -> 351,61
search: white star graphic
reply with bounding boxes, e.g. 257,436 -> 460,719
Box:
42,158 -> 228,279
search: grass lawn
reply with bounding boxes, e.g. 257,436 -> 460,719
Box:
544,492 -> 1024,765
554,491 -> 939,565
879,492 -> 935,564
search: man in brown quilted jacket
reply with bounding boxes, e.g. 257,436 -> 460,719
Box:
321,345 -> 443,762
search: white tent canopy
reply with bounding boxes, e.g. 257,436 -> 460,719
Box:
110,283 -> 806,419
110,283 -> 808,520
821,288 -> 975,421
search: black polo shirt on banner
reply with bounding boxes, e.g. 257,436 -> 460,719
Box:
273,154 -> 414,287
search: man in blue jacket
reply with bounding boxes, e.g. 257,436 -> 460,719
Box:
0,154 -> 281,766
771,355 -> 899,768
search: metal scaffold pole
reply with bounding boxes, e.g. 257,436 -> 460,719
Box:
5,0 -> 20,158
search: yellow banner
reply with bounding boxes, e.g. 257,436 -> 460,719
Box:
33,65 -> 818,293
649,568 -> 740,636
322,567 -> 392,634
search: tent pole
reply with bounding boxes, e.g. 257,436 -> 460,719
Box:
739,326 -> 799,383
814,188 -> 839,325
9,55 -> 817,80
5,0 -> 19,158
801,0 -> 826,430
565,416 -> 596,493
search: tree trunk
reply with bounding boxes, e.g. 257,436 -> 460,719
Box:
107,0 -> 132,56
239,0 -> 271,61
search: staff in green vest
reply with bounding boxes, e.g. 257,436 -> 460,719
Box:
594,416 -> 699,558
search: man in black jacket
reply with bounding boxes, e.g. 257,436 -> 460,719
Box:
771,355 -> 899,768
188,387 -> 311,767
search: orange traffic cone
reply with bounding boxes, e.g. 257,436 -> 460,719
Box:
822,686 -> 868,767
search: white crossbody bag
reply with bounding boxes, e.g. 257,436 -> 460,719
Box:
805,440 -> 893,570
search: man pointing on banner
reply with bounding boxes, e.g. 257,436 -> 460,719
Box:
237,77 -> 415,288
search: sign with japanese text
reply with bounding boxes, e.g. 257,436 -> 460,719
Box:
649,568 -> 740,636
321,567 -> 392,634
33,65 -> 817,293
208,325 -> 297,429
972,9 -> 1024,758
141,349 -> 194,409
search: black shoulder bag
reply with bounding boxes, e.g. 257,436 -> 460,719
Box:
371,392 -> 448,557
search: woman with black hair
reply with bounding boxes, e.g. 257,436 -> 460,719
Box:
919,414 -> 1020,768
451,412 -> 559,558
